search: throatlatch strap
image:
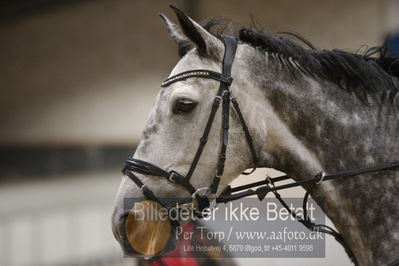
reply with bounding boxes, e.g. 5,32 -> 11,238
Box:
231,96 -> 258,173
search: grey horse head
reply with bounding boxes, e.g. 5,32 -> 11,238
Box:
112,6 -> 399,265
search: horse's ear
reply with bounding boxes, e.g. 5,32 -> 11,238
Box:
169,5 -> 223,59
159,13 -> 193,57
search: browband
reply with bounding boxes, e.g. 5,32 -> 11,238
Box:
161,69 -> 233,87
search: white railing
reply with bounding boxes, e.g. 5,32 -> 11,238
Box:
0,171 -> 136,266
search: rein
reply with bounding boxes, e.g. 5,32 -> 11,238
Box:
218,160 -> 399,203
218,160 -> 399,265
122,33 -> 399,264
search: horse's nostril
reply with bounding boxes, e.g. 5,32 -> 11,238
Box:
111,208 -> 128,244
112,221 -> 121,243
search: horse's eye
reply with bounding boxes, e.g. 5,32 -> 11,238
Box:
172,99 -> 197,114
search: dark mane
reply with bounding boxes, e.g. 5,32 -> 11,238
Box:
180,18 -> 399,104
238,27 -> 399,103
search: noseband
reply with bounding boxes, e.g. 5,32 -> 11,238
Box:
123,34 -> 258,214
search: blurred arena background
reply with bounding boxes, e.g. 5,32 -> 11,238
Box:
0,0 -> 398,265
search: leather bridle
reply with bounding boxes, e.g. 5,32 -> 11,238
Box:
123,34 -> 258,215
122,34 -> 399,264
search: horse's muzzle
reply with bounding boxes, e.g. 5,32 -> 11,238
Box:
112,200 -> 178,258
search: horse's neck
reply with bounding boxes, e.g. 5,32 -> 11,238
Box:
250,73 -> 399,265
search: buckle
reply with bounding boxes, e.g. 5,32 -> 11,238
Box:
191,187 -> 211,199
229,89 -> 236,100
315,171 -> 326,184
168,171 -> 180,183
191,187 -> 218,199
